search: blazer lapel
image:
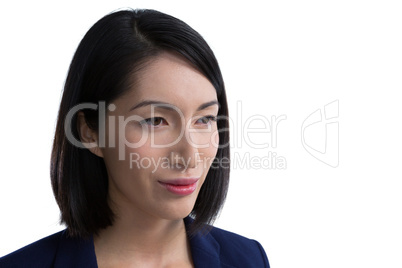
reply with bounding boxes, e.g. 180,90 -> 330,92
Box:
188,230 -> 221,267
185,217 -> 225,268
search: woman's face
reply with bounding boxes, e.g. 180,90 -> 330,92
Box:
99,52 -> 219,221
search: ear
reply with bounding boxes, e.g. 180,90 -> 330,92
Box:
77,111 -> 104,158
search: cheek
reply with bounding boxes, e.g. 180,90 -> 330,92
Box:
204,146 -> 218,163
123,125 -> 149,148
187,125 -> 220,147
200,138 -> 219,166
210,127 -> 220,154
213,130 -> 219,148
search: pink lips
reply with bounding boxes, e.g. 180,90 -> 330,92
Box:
158,178 -> 199,196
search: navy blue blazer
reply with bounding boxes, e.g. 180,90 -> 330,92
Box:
0,218 -> 270,267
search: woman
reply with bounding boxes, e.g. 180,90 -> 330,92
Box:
0,9 -> 269,267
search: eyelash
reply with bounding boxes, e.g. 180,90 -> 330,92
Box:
140,115 -> 217,127
196,115 -> 217,125
140,117 -> 167,127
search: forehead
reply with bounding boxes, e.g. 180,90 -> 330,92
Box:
120,52 -> 217,111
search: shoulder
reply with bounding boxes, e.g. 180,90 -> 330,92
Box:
0,230 -> 64,267
187,218 -> 270,268
0,229 -> 97,268
209,226 -> 270,267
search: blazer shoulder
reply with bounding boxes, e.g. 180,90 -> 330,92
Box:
208,226 -> 270,267
0,230 -> 65,267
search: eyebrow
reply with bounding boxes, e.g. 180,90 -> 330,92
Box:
129,100 -> 220,112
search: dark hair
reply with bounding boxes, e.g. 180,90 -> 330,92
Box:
51,8 -> 230,238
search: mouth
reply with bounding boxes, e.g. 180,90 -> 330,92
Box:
158,178 -> 199,196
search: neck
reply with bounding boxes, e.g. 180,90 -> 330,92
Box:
93,205 -> 193,267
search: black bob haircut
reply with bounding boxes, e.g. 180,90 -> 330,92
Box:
51,8 -> 230,238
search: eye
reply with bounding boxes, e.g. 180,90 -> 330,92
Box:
141,117 -> 167,127
196,115 -> 217,125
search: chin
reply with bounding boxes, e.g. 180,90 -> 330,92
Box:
156,196 -> 198,221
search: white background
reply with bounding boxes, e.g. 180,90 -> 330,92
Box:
1,1 -> 401,267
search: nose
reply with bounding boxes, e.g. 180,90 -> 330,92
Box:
169,129 -> 200,170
